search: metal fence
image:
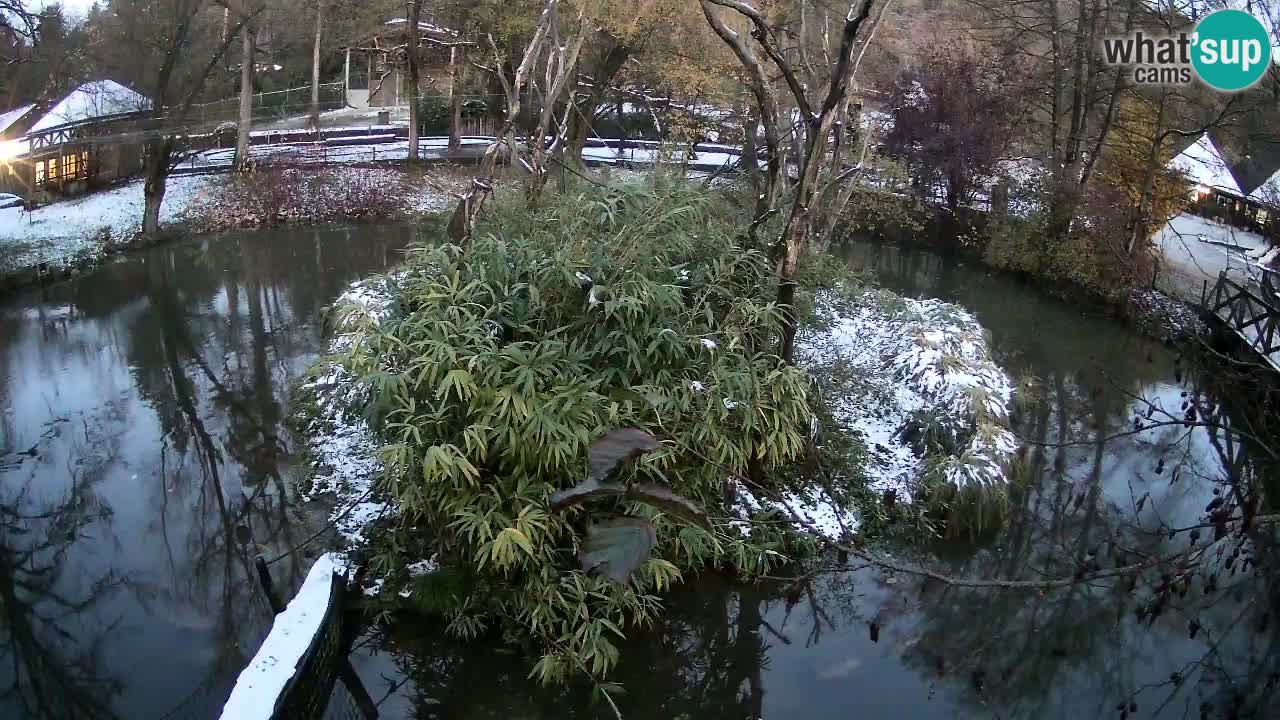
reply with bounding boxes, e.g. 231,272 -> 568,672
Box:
185,82 -> 347,130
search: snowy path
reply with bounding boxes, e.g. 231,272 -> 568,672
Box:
1154,213 -> 1272,303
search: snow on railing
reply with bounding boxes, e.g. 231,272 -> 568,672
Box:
219,553 -> 348,720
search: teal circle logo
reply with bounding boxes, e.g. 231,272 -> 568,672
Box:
1191,9 -> 1270,92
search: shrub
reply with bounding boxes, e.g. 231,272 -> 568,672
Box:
341,181 -> 819,687
185,165 -> 417,231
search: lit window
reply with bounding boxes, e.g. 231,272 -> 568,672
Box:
64,153 -> 78,178
35,162 -> 44,184
49,157 -> 58,181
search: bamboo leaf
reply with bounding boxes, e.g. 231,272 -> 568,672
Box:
587,428 -> 661,483
578,517 -> 657,585
548,477 -> 627,511
626,484 -> 709,529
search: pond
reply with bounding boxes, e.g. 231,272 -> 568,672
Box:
0,224 -> 420,719
1,228 -> 1273,719
351,240 -> 1277,719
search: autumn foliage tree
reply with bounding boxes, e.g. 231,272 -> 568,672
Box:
884,47 -> 1019,213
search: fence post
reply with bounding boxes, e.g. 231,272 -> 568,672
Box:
255,556 -> 286,615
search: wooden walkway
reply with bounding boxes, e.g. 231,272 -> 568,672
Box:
1203,270 -> 1280,371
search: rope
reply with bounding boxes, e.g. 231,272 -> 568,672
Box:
262,484 -> 383,566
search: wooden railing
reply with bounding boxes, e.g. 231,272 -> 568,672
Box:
220,554 -> 376,720
1205,270 -> 1280,364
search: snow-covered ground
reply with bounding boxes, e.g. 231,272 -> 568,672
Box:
177,136 -> 494,171
581,145 -> 753,172
0,165 -> 461,279
0,125 -> 750,280
1154,212 -> 1272,302
1127,288 -> 1209,343
0,174 -> 217,273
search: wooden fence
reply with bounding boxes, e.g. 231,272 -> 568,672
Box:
1203,270 -> 1280,369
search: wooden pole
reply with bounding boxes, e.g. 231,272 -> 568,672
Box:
254,556 -> 285,614
344,47 -> 351,104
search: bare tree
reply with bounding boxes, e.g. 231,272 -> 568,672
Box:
95,0 -> 261,233
444,0 -> 578,242
0,2 -> 39,66
309,0 -> 323,131
407,0 -> 423,160
700,0 -> 880,361
232,0 -> 260,170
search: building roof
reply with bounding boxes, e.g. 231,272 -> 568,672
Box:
29,80 -> 151,133
1170,135 -> 1242,194
1249,168 -> 1280,205
0,104 -> 35,136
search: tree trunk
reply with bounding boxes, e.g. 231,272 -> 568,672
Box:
142,138 -> 172,234
566,37 -> 631,168
1045,0 -> 1096,260
234,23 -> 255,170
448,46 -> 463,153
407,0 -> 422,161
309,0 -> 323,132
739,100 -> 761,199
1127,93 -> 1169,258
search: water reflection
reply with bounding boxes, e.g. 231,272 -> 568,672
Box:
357,239 -> 1277,720
0,225 -> 416,719
0,422 -> 124,718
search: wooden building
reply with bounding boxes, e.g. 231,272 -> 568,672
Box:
1190,185 -> 1280,240
0,80 -> 151,203
342,18 -> 460,109
1170,133 -> 1280,241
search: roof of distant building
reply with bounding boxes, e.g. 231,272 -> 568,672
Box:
1170,135 -> 1242,195
0,104 -> 35,136
29,80 -> 151,133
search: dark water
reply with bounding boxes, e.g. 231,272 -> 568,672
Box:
0,224 -> 418,719
354,240 -> 1278,719
2,229 -> 1274,720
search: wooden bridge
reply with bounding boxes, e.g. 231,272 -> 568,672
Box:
1202,270 -> 1280,371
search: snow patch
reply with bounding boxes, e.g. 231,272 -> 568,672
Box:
0,175 -> 216,273
299,277 -> 399,547
798,289 -> 1019,503
1127,288 -> 1209,342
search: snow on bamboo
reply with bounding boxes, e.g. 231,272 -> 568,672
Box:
299,276 -> 400,547
799,288 -> 1019,507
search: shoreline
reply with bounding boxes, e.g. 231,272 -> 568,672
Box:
0,164 -> 471,296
